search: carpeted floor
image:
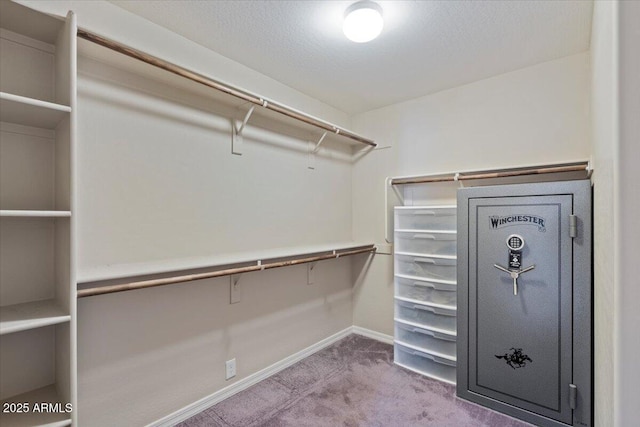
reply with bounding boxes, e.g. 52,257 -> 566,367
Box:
177,334 -> 532,427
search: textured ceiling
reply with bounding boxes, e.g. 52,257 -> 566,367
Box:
110,0 -> 593,115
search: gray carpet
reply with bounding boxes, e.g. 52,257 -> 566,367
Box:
177,334 -> 532,427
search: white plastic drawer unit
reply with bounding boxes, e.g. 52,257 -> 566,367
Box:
395,320 -> 457,359
395,297 -> 457,333
394,206 -> 457,231
394,230 -> 457,257
395,274 -> 456,307
395,254 -> 456,282
394,342 -> 456,384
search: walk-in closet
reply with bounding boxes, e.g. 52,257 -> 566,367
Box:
0,1 -> 638,426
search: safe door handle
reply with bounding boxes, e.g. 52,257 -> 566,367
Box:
494,264 -> 511,274
519,265 -> 535,274
494,264 -> 535,276
493,264 -> 536,296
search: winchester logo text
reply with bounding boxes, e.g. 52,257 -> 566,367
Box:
490,214 -> 546,232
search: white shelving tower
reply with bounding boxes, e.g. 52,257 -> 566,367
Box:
393,206 -> 458,384
0,2 -> 77,426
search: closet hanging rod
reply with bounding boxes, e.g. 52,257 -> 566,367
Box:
390,161 -> 591,186
77,245 -> 376,298
77,29 -> 376,148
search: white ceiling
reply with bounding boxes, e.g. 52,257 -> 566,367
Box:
110,0 -> 593,115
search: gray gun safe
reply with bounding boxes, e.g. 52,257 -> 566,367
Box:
457,180 -> 592,427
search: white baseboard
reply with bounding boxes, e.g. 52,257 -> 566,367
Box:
351,325 -> 394,345
148,326 -> 355,427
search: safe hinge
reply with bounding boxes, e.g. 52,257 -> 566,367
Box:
569,383 -> 577,409
569,215 -> 578,238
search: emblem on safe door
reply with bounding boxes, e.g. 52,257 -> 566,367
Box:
493,234 -> 535,296
495,348 -> 533,369
489,214 -> 546,232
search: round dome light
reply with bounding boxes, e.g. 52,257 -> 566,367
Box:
343,1 -> 384,43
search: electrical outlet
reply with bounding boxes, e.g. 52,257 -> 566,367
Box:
225,358 -> 236,380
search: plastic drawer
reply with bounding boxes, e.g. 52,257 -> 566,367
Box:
395,275 -> 456,307
394,231 -> 457,257
395,254 -> 456,282
395,206 -> 456,231
395,298 -> 457,333
394,342 -> 456,384
395,321 -> 456,359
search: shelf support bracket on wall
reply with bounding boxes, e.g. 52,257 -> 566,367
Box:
391,183 -> 405,205
308,131 -> 328,170
232,104 -> 257,155
454,172 -> 464,188
313,131 -> 328,153
230,274 -> 241,304
307,262 -> 316,284
352,143 -> 380,165
384,177 -> 405,243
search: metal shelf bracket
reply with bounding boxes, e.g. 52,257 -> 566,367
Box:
232,104 -> 256,155
313,131 -> 328,154
307,262 -> 316,284
230,274 -> 241,304
308,131 -> 328,170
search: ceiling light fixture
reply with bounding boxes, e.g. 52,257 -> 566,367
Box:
343,1 -> 384,43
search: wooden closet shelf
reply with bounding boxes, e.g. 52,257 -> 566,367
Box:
77,29 -> 375,148
390,160 -> 591,185
0,300 -> 70,335
0,385 -> 71,427
0,92 -> 70,129
78,243 -> 377,298
0,210 -> 71,218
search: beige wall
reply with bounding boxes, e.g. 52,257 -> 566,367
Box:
78,259 -> 353,426
351,52 -> 591,335
590,1 -> 616,425
75,58 -> 354,270
616,1 -> 640,425
73,56 -> 356,426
